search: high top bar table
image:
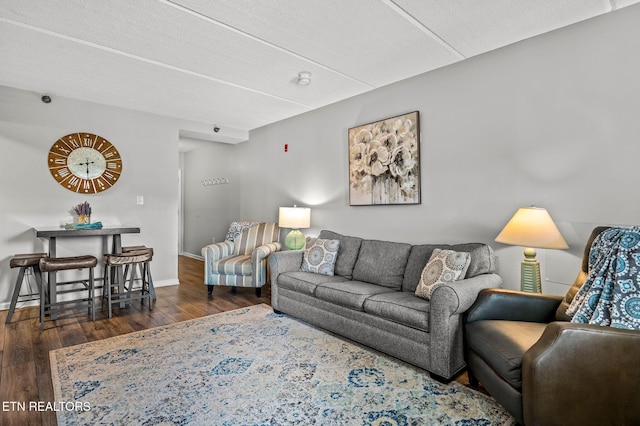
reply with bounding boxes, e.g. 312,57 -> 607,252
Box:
34,226 -> 140,319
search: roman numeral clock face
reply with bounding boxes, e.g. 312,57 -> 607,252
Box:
48,133 -> 122,193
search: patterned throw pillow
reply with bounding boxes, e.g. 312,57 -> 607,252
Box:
415,249 -> 471,299
225,221 -> 261,242
300,238 -> 341,276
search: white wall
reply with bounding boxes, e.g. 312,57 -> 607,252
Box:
0,86 -> 179,309
235,5 -> 640,295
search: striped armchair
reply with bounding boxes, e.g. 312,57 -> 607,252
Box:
201,222 -> 281,297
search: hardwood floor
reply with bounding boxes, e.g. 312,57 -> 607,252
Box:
0,255 -> 472,425
0,255 -> 268,425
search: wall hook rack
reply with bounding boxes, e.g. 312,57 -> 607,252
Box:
202,178 -> 229,186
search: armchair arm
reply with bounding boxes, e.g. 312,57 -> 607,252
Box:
252,242 -> 282,264
523,322 -> 640,426
201,241 -> 234,261
251,242 -> 282,287
465,288 -> 563,324
201,241 -> 234,283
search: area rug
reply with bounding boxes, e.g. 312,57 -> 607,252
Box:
51,304 -> 516,425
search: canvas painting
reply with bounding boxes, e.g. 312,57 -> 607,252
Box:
348,111 -> 421,205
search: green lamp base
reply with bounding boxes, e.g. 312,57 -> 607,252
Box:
285,229 -> 305,250
521,247 -> 542,293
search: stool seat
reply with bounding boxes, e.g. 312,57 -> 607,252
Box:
10,253 -> 48,268
122,245 -> 149,253
6,253 -> 47,324
104,251 -> 152,266
40,255 -> 98,272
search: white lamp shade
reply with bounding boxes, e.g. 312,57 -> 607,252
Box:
495,207 -> 568,249
278,206 -> 311,229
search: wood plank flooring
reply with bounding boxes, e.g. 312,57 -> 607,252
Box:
0,255 -> 472,425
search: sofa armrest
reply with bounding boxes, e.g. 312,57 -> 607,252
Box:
428,273 -> 502,378
523,322 -> 640,425
431,273 -> 504,316
269,250 -> 304,278
465,288 -> 563,324
269,250 -> 304,310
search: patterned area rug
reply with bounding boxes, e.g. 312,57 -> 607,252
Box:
50,304 -> 515,425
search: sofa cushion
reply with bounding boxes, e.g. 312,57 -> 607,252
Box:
403,243 -> 497,292
300,238 -> 340,276
278,271 -> 349,297
363,292 -> 430,332
415,249 -> 471,300
352,240 -> 412,289
315,281 -> 396,311
465,320 -> 547,391
319,230 -> 363,279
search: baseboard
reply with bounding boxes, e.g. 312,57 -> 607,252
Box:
0,278 -> 180,312
181,252 -> 203,261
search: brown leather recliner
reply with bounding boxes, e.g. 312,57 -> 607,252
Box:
464,227 -> 640,425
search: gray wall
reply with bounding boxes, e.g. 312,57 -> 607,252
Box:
233,5 -> 640,294
0,86 -> 179,309
181,140 -> 241,254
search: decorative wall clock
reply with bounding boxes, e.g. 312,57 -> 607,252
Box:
47,133 -> 122,193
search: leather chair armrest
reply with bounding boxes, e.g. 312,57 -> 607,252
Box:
523,322 -> 640,426
465,288 -> 563,324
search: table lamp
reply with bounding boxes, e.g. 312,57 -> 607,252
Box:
495,206 -> 568,293
278,205 -> 311,250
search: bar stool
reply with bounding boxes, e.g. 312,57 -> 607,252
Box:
6,253 -> 47,324
39,255 -> 98,331
121,246 -> 156,300
102,249 -> 154,318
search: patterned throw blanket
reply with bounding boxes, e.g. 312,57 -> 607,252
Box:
567,226 -> 640,330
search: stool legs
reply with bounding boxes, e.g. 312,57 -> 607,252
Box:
102,259 -> 153,319
6,265 -> 43,324
38,256 -> 97,331
102,247 -> 154,318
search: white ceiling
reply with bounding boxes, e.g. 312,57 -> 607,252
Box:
1,0 -> 638,144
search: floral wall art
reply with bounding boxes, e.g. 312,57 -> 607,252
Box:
348,111 -> 421,205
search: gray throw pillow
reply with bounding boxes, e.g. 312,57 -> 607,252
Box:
318,230 -> 362,278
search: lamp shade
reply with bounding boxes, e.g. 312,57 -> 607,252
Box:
495,207 -> 568,249
278,206 -> 311,229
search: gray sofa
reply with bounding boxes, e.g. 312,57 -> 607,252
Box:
269,230 -> 501,381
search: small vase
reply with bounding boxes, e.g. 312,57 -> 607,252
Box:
78,214 -> 90,224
